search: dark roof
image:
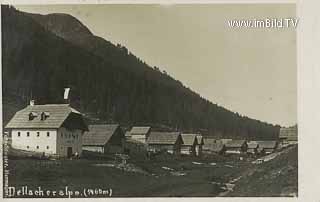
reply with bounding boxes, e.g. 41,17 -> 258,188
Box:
130,126 -> 151,135
225,140 -> 246,148
5,104 -> 86,129
181,134 -> 198,146
256,141 -> 277,149
83,124 -> 120,146
147,132 -> 182,145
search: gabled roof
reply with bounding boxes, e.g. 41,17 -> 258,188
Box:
5,104 -> 86,130
147,131 -> 182,145
130,126 -> 151,135
83,124 -> 120,146
225,140 -> 246,148
181,134 -> 198,146
256,141 -> 277,149
196,135 -> 204,145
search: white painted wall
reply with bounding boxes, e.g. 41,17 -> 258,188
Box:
56,127 -> 84,157
11,129 -> 57,154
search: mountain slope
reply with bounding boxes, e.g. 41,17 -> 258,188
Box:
2,5 -> 279,139
227,145 -> 298,197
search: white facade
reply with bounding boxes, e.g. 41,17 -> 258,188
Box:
11,127 -> 84,157
11,129 -> 57,154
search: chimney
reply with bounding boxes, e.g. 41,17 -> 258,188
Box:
29,100 -> 35,106
64,88 -> 70,100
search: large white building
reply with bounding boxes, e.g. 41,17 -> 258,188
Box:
5,103 -> 88,158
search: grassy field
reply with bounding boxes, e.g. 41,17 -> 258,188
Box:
5,146 -> 297,197
6,154 -> 251,197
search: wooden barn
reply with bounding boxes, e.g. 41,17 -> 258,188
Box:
202,140 -> 225,155
146,132 -> 183,155
5,102 -> 88,158
195,135 -> 204,156
225,140 -> 247,154
127,126 -> 151,144
180,134 -> 198,156
82,124 -> 125,154
256,141 -> 278,154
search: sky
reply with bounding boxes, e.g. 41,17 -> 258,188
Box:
15,4 -> 297,127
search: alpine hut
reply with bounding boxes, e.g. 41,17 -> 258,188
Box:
225,140 -> 247,154
146,131 -> 183,155
180,133 -> 198,156
82,124 -> 125,154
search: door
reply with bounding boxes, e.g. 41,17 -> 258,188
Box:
67,147 -> 72,158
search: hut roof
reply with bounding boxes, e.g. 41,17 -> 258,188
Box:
256,141 -> 278,149
147,132 -> 182,145
203,137 -> 217,145
220,138 -> 233,144
196,135 -> 204,145
83,124 -> 121,146
225,140 -> 246,148
130,126 -> 151,135
181,134 -> 198,146
247,141 -> 259,149
203,142 -> 224,152
5,104 -> 87,130
125,131 -> 131,137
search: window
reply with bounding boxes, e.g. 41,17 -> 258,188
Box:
18,132 -> 21,137
29,112 -> 38,120
36,146 -> 39,149
47,132 -> 50,137
46,146 -> 49,149
61,133 -> 63,138
27,132 -> 30,137
37,132 -> 40,137
27,146 -> 29,149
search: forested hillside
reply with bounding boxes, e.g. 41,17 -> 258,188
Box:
1,5 -> 280,139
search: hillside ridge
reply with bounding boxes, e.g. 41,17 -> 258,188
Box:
2,5 -> 280,139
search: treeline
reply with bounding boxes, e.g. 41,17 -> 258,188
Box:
2,5 -> 280,140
